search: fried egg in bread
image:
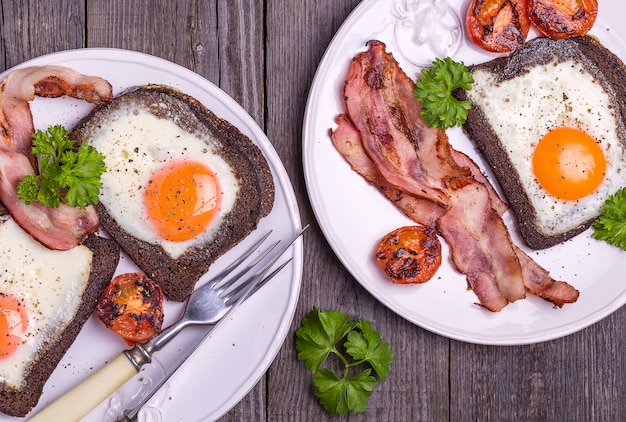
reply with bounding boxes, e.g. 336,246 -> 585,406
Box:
0,218 -> 92,388
71,85 -> 275,302
462,36 -> 626,249
85,102 -> 240,259
0,219 -> 119,417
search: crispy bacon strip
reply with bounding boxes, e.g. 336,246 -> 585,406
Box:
332,115 -> 514,310
342,40 -> 525,311
436,182 -> 524,310
451,149 -> 508,217
515,247 -> 579,305
1,66 -> 113,154
331,104 -> 579,309
344,47 -> 449,207
331,114 -> 446,226
0,65 -> 112,250
332,40 -> 579,311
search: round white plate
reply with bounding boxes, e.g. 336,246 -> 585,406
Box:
303,0 -> 626,345
0,49 -> 302,421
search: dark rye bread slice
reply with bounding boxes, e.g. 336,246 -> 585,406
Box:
70,85 -> 275,301
0,234 -> 120,418
458,36 -> 626,249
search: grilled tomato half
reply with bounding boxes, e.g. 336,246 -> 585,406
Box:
466,0 -> 531,52
96,272 -> 164,345
528,0 -> 598,39
375,226 -> 442,284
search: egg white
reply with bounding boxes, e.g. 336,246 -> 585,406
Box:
0,218 -> 92,388
467,58 -> 626,236
86,104 -> 240,259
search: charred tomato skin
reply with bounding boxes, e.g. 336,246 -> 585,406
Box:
466,0 -> 531,53
375,226 -> 442,284
96,272 -> 164,345
528,0 -> 598,39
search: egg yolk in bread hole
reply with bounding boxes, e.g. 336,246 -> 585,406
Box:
144,160 -> 222,242
532,126 -> 606,200
0,292 -> 28,359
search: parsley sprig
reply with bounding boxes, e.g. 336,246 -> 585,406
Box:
414,57 -> 474,129
592,187 -> 626,250
295,308 -> 394,416
17,125 -> 106,209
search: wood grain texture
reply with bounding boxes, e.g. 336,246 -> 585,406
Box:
263,1 -> 451,421
0,0 -> 84,67
450,308 -> 626,422
0,0 -> 624,421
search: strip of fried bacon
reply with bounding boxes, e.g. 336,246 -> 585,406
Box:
331,40 -> 579,311
330,114 -> 446,226
343,46 -> 450,208
332,116 -> 579,307
0,65 -> 113,250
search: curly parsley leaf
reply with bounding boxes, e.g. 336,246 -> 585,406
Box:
414,57 -> 474,129
17,175 -> 43,206
17,125 -> 106,209
295,308 -> 394,416
296,308 -> 357,372
313,368 -> 377,416
592,187 -> 626,250
345,318 -> 394,381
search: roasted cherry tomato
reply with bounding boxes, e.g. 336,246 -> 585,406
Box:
96,272 -> 164,345
528,0 -> 598,39
375,226 -> 442,284
466,0 -> 531,52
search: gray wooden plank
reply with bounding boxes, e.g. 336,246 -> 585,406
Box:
85,0 -> 220,81
86,0 -> 264,126
215,0 -> 265,127
0,0 -> 85,68
204,2 -> 267,420
263,0 -> 451,420
450,307 -> 626,421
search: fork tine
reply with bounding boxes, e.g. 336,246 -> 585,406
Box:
222,257 -> 288,305
220,245 -> 283,304
222,257 -> 293,308
246,258 -> 293,298
223,258 -> 293,305
222,225 -> 308,305
207,230 -> 273,288
213,239 -> 281,293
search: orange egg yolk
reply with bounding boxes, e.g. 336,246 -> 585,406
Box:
532,127 -> 606,200
144,161 -> 222,242
0,292 -> 28,359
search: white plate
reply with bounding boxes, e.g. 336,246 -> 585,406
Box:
303,0 -> 626,345
0,49 -> 303,421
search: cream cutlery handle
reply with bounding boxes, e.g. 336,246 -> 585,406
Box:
29,352 -> 137,422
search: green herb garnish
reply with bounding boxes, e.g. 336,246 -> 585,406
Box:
17,124 -> 106,209
414,56 -> 474,129
592,187 -> 626,250
295,308 -> 394,416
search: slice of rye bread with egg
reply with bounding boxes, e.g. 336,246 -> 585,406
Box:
457,35 -> 626,249
0,233 -> 120,418
70,85 -> 275,302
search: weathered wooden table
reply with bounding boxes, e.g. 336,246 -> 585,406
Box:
1,1 -> 624,421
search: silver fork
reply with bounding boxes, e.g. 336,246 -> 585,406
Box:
124,230 -> 283,369
118,258 -> 293,422
28,227 -> 306,422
